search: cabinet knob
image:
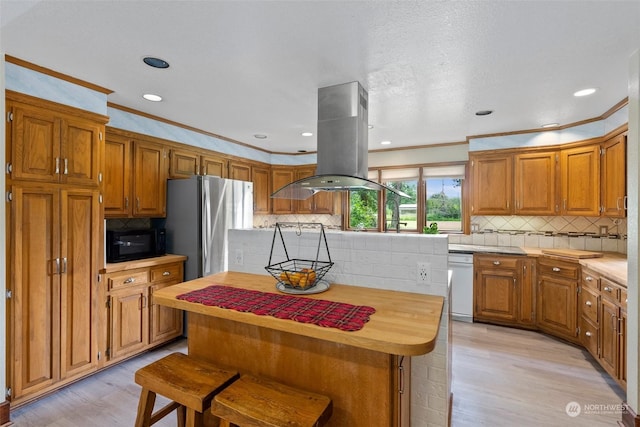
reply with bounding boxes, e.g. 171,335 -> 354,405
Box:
552,267 -> 561,272
585,276 -> 593,281
603,286 -> 612,292
585,331 -> 592,337
585,301 -> 592,307
162,271 -> 171,276
493,261 -> 501,265
124,277 -> 135,284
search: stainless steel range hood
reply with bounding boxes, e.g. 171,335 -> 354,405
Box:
271,82 -> 409,200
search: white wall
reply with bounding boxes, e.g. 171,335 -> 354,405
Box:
369,142 -> 468,167
228,228 -> 451,426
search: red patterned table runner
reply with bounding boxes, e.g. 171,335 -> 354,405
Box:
176,284 -> 375,332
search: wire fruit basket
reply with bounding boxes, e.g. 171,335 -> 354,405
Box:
265,222 -> 333,291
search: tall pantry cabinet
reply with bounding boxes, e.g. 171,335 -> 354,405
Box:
5,93 -> 107,403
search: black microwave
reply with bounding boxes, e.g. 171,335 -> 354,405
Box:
106,228 -> 166,263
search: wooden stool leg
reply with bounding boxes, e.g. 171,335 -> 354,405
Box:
135,388 -> 157,427
177,405 -> 186,427
185,408 -> 204,427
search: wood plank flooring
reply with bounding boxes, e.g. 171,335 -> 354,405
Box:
10,322 -> 625,426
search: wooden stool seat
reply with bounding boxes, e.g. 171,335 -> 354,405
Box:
134,352 -> 239,427
211,375 -> 332,427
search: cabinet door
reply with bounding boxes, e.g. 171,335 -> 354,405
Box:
518,258 -> 536,325
150,281 -> 184,345
271,169 -> 295,214
514,151 -> 558,215
474,268 -> 518,322
599,298 -> 619,378
560,144 -> 600,216
109,287 -> 149,360
601,134 -> 626,218
133,141 -> 167,217
10,185 -> 61,399
229,161 -> 252,181
61,117 -> 102,187
104,135 -> 132,217
252,166 -> 271,214
59,189 -> 100,379
471,154 -> 513,215
295,167 -> 315,214
536,276 -> 578,341
10,103 -> 61,183
169,148 -> 199,179
201,154 -> 228,177
619,309 -> 627,387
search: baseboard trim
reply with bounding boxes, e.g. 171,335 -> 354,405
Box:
621,402 -> 640,427
0,400 -> 10,425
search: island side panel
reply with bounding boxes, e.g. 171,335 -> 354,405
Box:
188,312 -> 398,427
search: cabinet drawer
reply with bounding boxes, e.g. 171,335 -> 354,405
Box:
150,263 -> 183,283
108,270 -> 149,290
474,255 -> 520,270
580,317 -> 599,358
581,268 -> 600,290
580,287 -> 599,325
600,277 -> 621,302
538,258 -> 579,280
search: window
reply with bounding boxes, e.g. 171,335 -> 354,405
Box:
382,168 -> 419,232
423,165 -> 465,233
348,171 -> 379,230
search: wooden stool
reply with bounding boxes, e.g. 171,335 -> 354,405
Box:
211,375 -> 332,427
134,352 -> 239,427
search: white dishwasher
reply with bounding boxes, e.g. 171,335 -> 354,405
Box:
448,252 -> 474,322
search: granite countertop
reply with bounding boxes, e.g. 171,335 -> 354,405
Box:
448,244 -> 627,286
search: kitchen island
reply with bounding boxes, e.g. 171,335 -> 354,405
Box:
153,271 -> 444,426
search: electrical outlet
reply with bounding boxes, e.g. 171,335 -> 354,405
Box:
417,262 -> 431,283
234,249 -> 244,265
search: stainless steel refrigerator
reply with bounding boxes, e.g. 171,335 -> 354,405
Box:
165,175 -> 253,280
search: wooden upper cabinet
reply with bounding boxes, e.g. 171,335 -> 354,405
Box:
104,134 -> 132,217
133,141 -> 167,217
471,154 -> 513,215
169,148 -> 199,179
514,151 -> 558,215
601,134 -> 627,218
271,168 -> 295,214
8,100 -> 103,187
295,167 -> 315,214
229,161 -> 252,181
252,166 -> 271,214
560,144 -> 600,216
201,154 -> 228,178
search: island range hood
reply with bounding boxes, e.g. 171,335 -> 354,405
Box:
271,82 -> 408,200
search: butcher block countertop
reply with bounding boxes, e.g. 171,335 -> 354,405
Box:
153,271 -> 444,356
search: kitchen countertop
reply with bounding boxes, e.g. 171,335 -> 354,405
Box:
153,271 -> 444,356
449,244 -> 627,286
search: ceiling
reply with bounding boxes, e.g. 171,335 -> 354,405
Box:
2,1 -> 639,154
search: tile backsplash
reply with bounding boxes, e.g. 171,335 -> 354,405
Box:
449,215 -> 628,254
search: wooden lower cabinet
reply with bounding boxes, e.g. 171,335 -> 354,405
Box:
599,297 -> 618,377
8,184 -> 101,404
103,257 -> 185,365
536,258 -> 579,343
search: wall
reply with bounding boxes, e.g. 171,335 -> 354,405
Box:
227,228 -> 451,427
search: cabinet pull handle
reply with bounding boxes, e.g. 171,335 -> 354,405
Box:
125,197 -> 129,208
63,158 -> 68,175
603,286 -> 612,292
585,276 -> 593,281
618,318 -> 624,336
585,331 -> 592,337
55,158 -> 60,174
616,197 -> 622,211
612,313 -> 617,332
585,301 -> 592,307
552,267 -> 561,272
493,261 -> 501,265
162,271 -> 171,276
136,197 -> 141,210
124,277 -> 135,284
398,356 -> 405,394
62,257 -> 67,274
55,258 -> 61,274
624,195 -> 628,210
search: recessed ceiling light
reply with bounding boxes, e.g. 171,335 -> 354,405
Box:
253,134 -> 267,139
301,132 -> 313,137
143,57 -> 170,69
142,93 -> 162,102
574,88 -> 597,97
541,123 -> 559,128
380,140 -> 392,145
475,110 -> 493,116
368,125 -> 374,129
